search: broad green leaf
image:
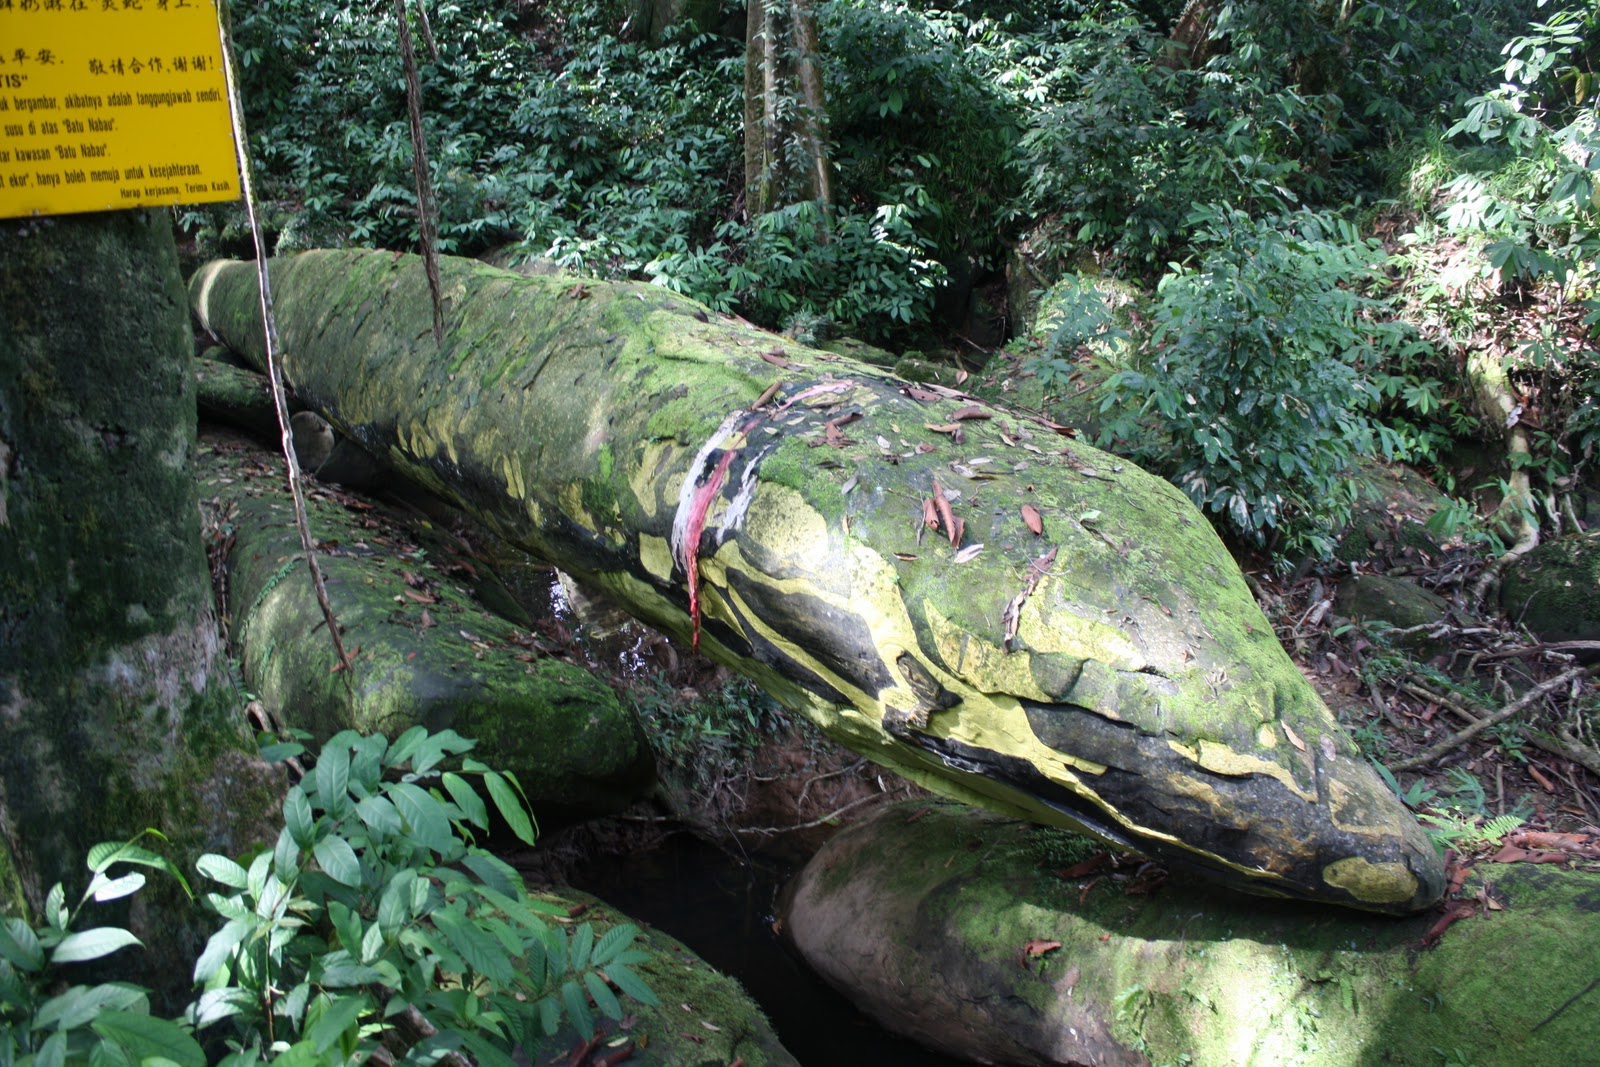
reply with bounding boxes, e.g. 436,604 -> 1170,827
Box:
193,918 -> 250,983
90,1012 -> 205,1067
312,834 -> 362,888
283,786 -> 315,849
460,851 -> 522,900
257,741 -> 306,764
560,979 -> 593,1041
33,983 -> 147,1031
569,922 -> 594,971
388,782 -> 453,854
0,915 -> 45,971
604,963 -> 658,1006
431,906 -> 514,986
271,825 -> 300,878
591,924 -> 639,967
45,882 -> 67,930
314,745 -> 352,815
359,920 -> 385,965
409,729 -> 474,775
35,1028 -> 68,1067
440,773 -> 488,830
50,927 -> 141,964
190,988 -> 252,1028
86,840 -> 162,874
260,1039 -> 322,1067
88,1034 -> 135,1067
584,971 -> 622,1021
91,873 -> 146,903
457,1031 -> 519,1067
377,869 -> 417,933
196,854 -> 248,889
328,901 -> 363,955
480,771 -> 537,846
354,795 -> 403,837
385,726 -> 428,768
314,951 -> 386,988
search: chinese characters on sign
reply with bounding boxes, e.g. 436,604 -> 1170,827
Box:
0,0 -> 240,218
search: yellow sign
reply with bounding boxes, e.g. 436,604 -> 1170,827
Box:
0,0 -> 240,219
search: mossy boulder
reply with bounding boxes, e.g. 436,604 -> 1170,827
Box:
1337,575 -> 1456,657
525,889 -> 798,1067
1500,533 -> 1600,645
200,434 -> 654,821
781,800 -> 1600,1067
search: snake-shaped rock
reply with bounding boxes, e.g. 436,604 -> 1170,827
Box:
192,250 -> 1444,913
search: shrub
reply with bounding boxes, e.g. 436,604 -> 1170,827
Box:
0,729 -> 656,1067
1097,205 -> 1410,559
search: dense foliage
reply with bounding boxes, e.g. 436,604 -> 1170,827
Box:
0,730 -> 656,1067
198,0 -> 1598,557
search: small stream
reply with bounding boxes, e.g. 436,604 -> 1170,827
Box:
567,834 -> 975,1067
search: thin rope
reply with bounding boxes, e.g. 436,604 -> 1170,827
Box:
394,0 -> 446,347
215,6 -> 354,679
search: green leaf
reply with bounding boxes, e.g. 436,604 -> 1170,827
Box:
410,729 -> 474,775
284,786 -> 316,849
85,840 -> 161,875
314,744 -> 352,815
441,773 -> 489,830
377,869 -> 417,933
45,882 -> 66,929
34,983 -> 147,1031
91,872 -> 146,903
591,924 -> 638,967
192,918 -> 250,984
431,906 -> 514,986
386,726 -> 429,768
50,928 -> 141,964
359,920 -> 385,966
604,963 -> 658,1006
583,971 -> 622,1021
388,782 -> 454,854
0,915 -> 45,971
314,950 -> 387,988
304,993 -> 369,1053
460,851 -> 522,899
312,834 -> 363,888
560,979 -> 594,1041
257,741 -> 306,764
195,854 -> 248,889
35,1028 -> 67,1067
354,795 -> 403,837
569,922 -> 594,971
480,771 -> 537,845
272,825 -> 301,878
90,1012 -> 205,1067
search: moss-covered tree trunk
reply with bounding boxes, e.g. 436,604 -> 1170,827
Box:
191,249 -> 1446,915
0,212 -> 269,985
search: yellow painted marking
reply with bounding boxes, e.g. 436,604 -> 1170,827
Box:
628,440 -> 678,521
925,601 -> 1052,702
1190,740 -> 1315,802
740,485 -> 832,575
1321,856 -> 1419,904
1017,576 -> 1147,669
638,534 -> 673,582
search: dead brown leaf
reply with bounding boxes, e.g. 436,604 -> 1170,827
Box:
1021,504 -> 1043,536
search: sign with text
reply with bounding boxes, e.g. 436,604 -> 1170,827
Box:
0,0 -> 240,218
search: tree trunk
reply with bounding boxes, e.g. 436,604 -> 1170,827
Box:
0,212 -> 274,993
743,0 -> 833,220
190,249 -> 1445,914
782,799 -> 1600,1067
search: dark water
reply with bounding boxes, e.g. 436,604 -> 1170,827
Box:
568,834 -> 975,1066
